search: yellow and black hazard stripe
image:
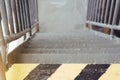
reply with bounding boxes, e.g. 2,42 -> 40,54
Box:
74,64 -> 110,80
48,64 -> 120,80
24,64 -> 120,80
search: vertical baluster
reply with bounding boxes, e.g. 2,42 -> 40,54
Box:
24,0 -> 29,29
21,0 -> 26,29
4,0 -> 15,34
35,0 -> 39,22
36,0 -> 39,21
32,0 -> 35,24
15,0 -> 22,32
26,0 -> 31,28
0,0 -> 10,36
88,0 -> 92,20
104,0 -> 111,24
34,0 -> 37,23
90,0 -> 94,21
111,0 -> 120,35
119,19 -> 120,25
31,0 -> 35,26
108,0 -> 116,24
28,0 -> 32,27
100,0 -> 107,23
92,0 -> 97,21
112,0 -> 120,25
27,0 -> 32,36
111,0 -> 120,37
35,0 -> 39,32
86,0 -> 89,20
18,0 -> 24,31
94,0 -> 99,22
88,0 -> 92,21
11,0 -> 19,33
32,0 -> 36,25
95,0 -> 100,22
97,0 -> 102,22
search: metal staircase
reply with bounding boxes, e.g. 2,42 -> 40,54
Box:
0,0 -> 120,80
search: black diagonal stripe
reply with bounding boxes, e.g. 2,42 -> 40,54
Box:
24,64 -> 61,80
75,64 -> 110,80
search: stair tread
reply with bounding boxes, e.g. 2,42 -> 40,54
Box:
22,32 -> 120,53
14,31 -> 120,63
16,53 -> 120,63
22,48 -> 120,53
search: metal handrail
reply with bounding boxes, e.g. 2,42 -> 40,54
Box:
5,21 -> 39,43
0,0 -> 39,42
86,0 -> 120,38
0,0 -> 39,65
86,21 -> 120,30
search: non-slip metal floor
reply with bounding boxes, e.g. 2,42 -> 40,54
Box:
16,30 -> 120,63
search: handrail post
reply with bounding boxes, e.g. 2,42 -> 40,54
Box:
0,13 -> 6,80
0,54 -> 6,80
0,0 -> 9,65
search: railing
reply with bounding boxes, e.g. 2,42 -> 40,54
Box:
86,0 -> 120,38
0,0 -> 39,68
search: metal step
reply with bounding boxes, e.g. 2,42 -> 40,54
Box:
15,31 -> 120,63
22,48 -> 120,53
16,53 -> 120,63
25,43 -> 120,48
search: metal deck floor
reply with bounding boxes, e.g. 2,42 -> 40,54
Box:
16,30 -> 120,63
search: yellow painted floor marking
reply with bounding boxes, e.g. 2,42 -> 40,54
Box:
6,64 -> 39,80
99,64 -> 120,80
47,64 -> 87,80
